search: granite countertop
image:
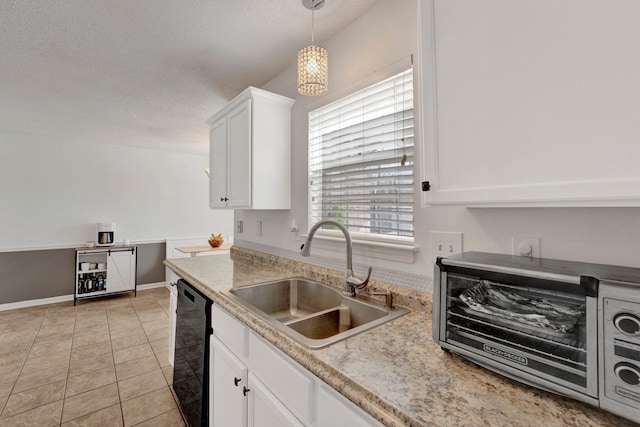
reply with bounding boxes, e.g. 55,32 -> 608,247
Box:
164,247 -> 637,427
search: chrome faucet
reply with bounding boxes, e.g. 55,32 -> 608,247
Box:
300,220 -> 372,297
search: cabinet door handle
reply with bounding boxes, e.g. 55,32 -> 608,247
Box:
234,377 -> 241,386
243,386 -> 250,396
220,197 -> 229,202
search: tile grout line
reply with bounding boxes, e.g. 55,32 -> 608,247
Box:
107,294 -> 128,427
139,295 -> 185,424
127,292 -> 161,426
62,301 -> 111,426
57,304 -> 79,426
0,309 -> 61,422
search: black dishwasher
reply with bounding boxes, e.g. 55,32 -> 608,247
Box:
173,279 -> 212,427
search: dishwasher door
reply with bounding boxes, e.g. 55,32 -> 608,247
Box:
173,279 -> 212,427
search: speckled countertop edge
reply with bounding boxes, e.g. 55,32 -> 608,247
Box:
164,247 -> 638,427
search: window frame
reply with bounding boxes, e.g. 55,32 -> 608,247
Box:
306,64 -> 416,250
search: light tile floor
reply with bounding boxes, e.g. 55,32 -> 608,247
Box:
0,287 -> 186,427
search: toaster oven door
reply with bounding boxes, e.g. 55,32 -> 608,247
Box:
434,261 -> 598,400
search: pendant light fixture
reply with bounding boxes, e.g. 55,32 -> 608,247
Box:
298,0 -> 328,96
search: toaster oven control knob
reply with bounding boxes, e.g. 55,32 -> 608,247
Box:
614,362 -> 640,386
613,313 -> 640,336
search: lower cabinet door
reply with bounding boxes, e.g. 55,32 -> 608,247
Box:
212,337 -> 248,427
248,373 -> 303,427
106,250 -> 135,292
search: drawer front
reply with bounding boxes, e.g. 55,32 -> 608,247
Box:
316,382 -> 383,427
248,372 -> 304,427
248,332 -> 314,424
212,305 -> 248,358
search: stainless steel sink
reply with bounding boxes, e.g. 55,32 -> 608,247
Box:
228,278 -> 342,322
227,277 -> 409,348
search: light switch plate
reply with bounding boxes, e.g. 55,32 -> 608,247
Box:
430,231 -> 463,262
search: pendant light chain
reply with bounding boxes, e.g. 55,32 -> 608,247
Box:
311,0 -> 315,44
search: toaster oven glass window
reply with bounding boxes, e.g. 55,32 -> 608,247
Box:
444,268 -> 588,388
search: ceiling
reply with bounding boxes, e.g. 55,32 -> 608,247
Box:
0,0 -> 377,154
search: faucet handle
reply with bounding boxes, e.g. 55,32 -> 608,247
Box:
346,266 -> 373,290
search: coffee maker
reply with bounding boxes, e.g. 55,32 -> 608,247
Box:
97,223 -> 115,246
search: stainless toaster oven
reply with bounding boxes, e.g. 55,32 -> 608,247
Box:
433,252 -> 640,424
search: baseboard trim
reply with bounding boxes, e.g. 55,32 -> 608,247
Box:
137,281 -> 169,291
0,294 -> 74,312
0,282 -> 169,311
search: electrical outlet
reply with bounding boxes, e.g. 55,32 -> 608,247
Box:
430,231 -> 463,262
236,220 -> 243,234
512,236 -> 540,258
256,220 -> 262,237
290,219 -> 300,242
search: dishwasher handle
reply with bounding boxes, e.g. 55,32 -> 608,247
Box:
184,289 -> 196,303
177,279 -> 212,315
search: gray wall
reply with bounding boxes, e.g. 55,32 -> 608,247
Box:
0,242 -> 166,305
137,242 -> 166,285
0,248 -> 76,305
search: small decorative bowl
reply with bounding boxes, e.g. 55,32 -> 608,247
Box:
208,236 -> 224,248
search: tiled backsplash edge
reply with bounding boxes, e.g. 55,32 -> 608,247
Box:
231,241 -> 432,312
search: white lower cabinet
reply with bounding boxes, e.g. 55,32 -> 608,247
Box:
210,336 -> 302,427
248,372 -> 304,427
210,305 -> 382,427
212,337 -> 248,427
168,283 -> 178,366
248,333 -> 314,424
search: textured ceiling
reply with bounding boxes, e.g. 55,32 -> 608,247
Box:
0,0 -> 377,153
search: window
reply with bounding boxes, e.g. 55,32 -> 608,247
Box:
308,68 -> 414,242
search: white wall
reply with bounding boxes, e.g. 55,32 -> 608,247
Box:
234,0 -> 640,282
0,131 -> 233,250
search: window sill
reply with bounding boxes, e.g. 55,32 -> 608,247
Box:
301,233 -> 418,264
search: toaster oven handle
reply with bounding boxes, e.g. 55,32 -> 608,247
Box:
439,258 -> 600,297
440,259 -> 579,284
441,257 -> 589,284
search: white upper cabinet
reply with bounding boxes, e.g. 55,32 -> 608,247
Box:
418,0 -> 640,207
207,87 -> 294,210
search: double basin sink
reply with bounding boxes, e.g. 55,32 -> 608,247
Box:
225,277 -> 409,349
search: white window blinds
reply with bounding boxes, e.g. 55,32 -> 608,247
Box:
308,68 -> 414,240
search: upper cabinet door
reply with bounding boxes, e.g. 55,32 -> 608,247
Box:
209,118 -> 228,209
418,0 -> 640,207
226,99 -> 252,208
